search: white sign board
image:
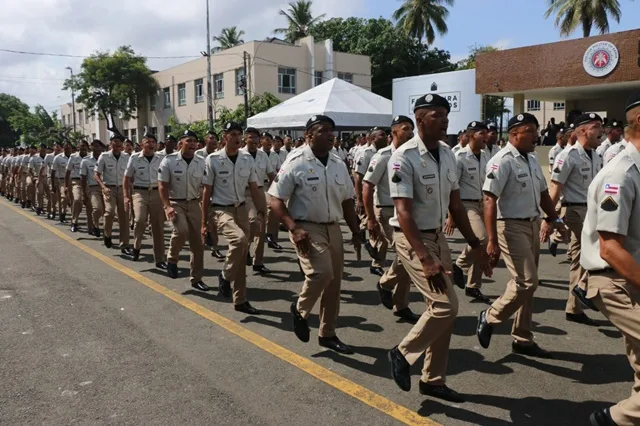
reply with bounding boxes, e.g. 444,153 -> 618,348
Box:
393,69 -> 481,136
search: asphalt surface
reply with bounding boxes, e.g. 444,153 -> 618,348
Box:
0,195 -> 632,426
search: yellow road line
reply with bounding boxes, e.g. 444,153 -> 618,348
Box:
2,200 -> 438,426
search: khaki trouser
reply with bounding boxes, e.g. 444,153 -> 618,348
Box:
103,185 -> 129,246
215,205 -> 250,305
70,179 -> 84,224
132,189 -> 165,263
245,187 -> 266,266
370,206 -> 393,269
88,186 -> 104,230
208,209 -> 219,247
377,207 -> 411,312
57,178 -> 68,216
565,205 -> 586,315
37,177 -> 49,211
20,172 -> 27,202
396,231 -> 457,385
455,200 -> 488,289
167,199 -> 203,284
550,203 -> 565,244
48,178 -> 57,215
294,222 -> 344,338
588,271 -> 640,426
265,191 -> 280,241
26,175 -> 36,204
486,219 -> 540,344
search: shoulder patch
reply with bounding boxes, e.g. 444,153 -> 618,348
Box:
600,196 -> 618,212
368,166 -> 374,173
391,174 -> 401,183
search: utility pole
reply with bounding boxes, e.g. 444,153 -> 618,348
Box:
243,51 -> 249,124
66,66 -> 77,132
499,97 -> 505,140
205,0 -> 214,131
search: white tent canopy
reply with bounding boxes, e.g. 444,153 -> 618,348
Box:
247,78 -> 392,129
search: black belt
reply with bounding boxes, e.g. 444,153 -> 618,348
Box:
212,202 -> 245,207
298,220 -> 336,225
133,186 -> 158,190
170,198 -> 200,202
461,199 -> 481,202
393,227 -> 437,234
498,217 -> 538,222
562,202 -> 587,207
590,268 -> 614,275
375,205 -> 394,208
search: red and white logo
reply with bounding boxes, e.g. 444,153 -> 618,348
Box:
583,41 -> 619,77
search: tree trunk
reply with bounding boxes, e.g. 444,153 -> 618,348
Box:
582,19 -> 592,37
102,109 -> 121,136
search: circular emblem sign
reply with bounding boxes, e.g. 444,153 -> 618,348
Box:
583,41 -> 619,77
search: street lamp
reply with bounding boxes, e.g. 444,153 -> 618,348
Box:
65,66 -> 77,132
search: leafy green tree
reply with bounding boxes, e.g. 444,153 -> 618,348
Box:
274,0 -> 326,43
212,27 -> 245,52
393,0 -> 454,45
63,46 -> 159,135
457,44 -> 499,70
0,94 -> 30,147
310,17 -> 454,99
545,0 -> 622,37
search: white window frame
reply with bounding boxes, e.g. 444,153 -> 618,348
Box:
194,79 -> 204,103
178,83 -> 186,106
314,71 -> 323,87
278,67 -> 296,94
337,72 -> 353,83
526,100 -> 540,112
163,88 -> 171,108
235,68 -> 246,96
213,74 -> 224,99
553,102 -> 565,111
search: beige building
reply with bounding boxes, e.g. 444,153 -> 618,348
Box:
60,36 -> 371,142
524,99 -> 567,126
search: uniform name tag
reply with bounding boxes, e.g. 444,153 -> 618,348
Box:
517,173 -> 528,178
581,168 -> 590,172
424,174 -> 436,179
174,170 -> 183,174
137,166 -> 146,170
307,176 -> 320,181
467,167 -> 477,171
219,170 -> 229,175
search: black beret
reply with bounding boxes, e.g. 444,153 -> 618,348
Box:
370,126 -> 387,134
260,131 -> 273,139
180,129 -> 198,139
625,92 -> 640,113
143,133 -> 157,141
507,113 -> 539,131
91,139 -> 103,146
574,112 -> 602,127
467,121 -> 489,131
274,135 -> 283,142
54,141 -> 63,146
305,115 -> 335,131
244,127 -> 260,135
224,122 -> 243,133
607,119 -> 623,129
485,121 -> 498,131
166,135 -> 177,142
413,93 -> 451,113
110,133 -> 124,141
567,123 -> 575,131
391,115 -> 414,128
206,131 -> 219,139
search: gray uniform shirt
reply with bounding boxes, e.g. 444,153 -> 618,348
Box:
455,146 -> 488,201
363,145 -> 394,207
604,140 -> 628,165
44,153 -> 56,177
268,145 -> 355,224
158,152 -> 205,200
52,153 -> 71,179
203,149 -> 258,206
242,148 -> 273,188
354,145 -> 376,176
96,151 -> 130,186
80,156 -> 99,186
28,154 -> 46,176
66,152 -> 86,179
125,152 -> 163,188
548,143 -> 564,173
482,142 -> 548,219
485,144 -> 500,161
388,136 -> 459,229
550,143 -> 602,204
596,138 -> 611,157
581,142 -> 640,270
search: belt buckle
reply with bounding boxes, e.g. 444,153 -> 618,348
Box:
233,201 -> 241,207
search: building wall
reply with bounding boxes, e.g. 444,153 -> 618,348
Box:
525,100 -> 567,126
60,37 -> 372,143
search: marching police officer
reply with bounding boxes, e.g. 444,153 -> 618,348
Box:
158,130 -> 207,290
604,125 -> 631,165
269,115 -> 362,354
449,121 -> 492,303
261,132 -> 283,250
477,112 -> 566,358
201,122 -> 264,314
65,140 -> 89,232
485,122 -> 500,160
544,113 -> 604,326
385,94 -> 490,402
123,133 -> 167,269
51,141 -> 72,222
81,140 -> 104,237
196,131 -> 225,259
595,119 -> 623,156
580,92 -> 640,426
27,143 -> 47,216
95,134 -> 131,252
44,142 -> 62,219
363,115 -> 419,322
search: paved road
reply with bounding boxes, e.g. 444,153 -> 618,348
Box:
0,197 -> 631,425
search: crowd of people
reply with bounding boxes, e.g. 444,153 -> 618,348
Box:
1,91 -> 640,426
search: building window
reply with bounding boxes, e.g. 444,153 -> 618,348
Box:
235,68 -> 246,96
91,133 -> 96,140
526,100 -> 540,111
314,71 -> 323,87
194,78 -> 204,103
78,109 -> 83,124
163,125 -> 172,138
151,127 -> 157,137
130,129 -> 137,143
150,94 -> 156,111
67,114 -> 71,125
62,115 -> 66,126
337,72 -> 353,83
178,83 -> 186,106
553,102 -> 565,111
163,87 -> 171,108
213,74 -> 224,99
278,67 -> 296,94
85,111 -> 89,123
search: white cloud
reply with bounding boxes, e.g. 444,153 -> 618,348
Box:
0,0 -> 365,113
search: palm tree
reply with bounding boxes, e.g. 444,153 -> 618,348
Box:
274,0 -> 326,44
393,0 -> 454,45
544,0 -> 622,38
212,27 -> 245,52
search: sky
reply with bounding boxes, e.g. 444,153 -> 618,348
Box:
1,0 -> 639,116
